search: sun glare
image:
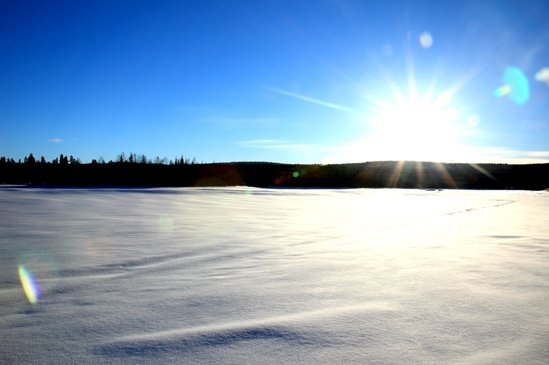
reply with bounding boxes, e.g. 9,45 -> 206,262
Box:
364,90 -> 469,162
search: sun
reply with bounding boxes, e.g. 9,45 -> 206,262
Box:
320,49 -> 482,165
363,90 -> 468,162
323,85 -> 478,165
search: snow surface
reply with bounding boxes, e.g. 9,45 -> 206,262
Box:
0,187 -> 548,364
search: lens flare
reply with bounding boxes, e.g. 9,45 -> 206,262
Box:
18,265 -> 41,304
535,67 -> 549,85
494,67 -> 529,105
493,85 -> 512,98
419,32 -> 433,48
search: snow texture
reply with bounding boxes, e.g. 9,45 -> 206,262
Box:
1,187 -> 548,364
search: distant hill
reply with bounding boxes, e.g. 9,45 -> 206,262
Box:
1,156 -> 548,190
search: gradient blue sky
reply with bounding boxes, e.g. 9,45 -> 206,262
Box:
1,0 -> 548,163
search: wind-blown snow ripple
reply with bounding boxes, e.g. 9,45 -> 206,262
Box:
1,187 -> 548,364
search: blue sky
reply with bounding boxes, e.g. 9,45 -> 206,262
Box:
1,0 -> 548,163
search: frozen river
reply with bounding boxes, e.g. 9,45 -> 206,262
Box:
1,187 -> 548,364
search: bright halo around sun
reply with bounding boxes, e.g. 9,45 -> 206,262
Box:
364,90 -> 468,162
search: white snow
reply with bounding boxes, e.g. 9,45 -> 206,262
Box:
1,187 -> 548,364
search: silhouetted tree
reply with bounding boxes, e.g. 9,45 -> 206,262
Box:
24,153 -> 36,164
117,152 -> 126,163
59,154 -> 68,165
67,155 -> 80,164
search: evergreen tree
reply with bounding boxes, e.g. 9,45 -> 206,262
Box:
25,153 -> 36,164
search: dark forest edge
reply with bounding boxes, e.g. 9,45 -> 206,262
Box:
1,153 -> 549,190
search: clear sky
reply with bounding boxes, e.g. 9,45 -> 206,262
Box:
1,0 -> 548,164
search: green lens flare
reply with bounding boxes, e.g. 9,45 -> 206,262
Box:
494,67 -> 530,105
493,85 -> 511,98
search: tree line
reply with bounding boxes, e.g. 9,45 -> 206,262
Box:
0,153 -> 198,166
0,154 -> 548,190
0,153 -> 80,165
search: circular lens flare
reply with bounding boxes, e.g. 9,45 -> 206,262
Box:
419,32 -> 433,48
535,67 -> 549,85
